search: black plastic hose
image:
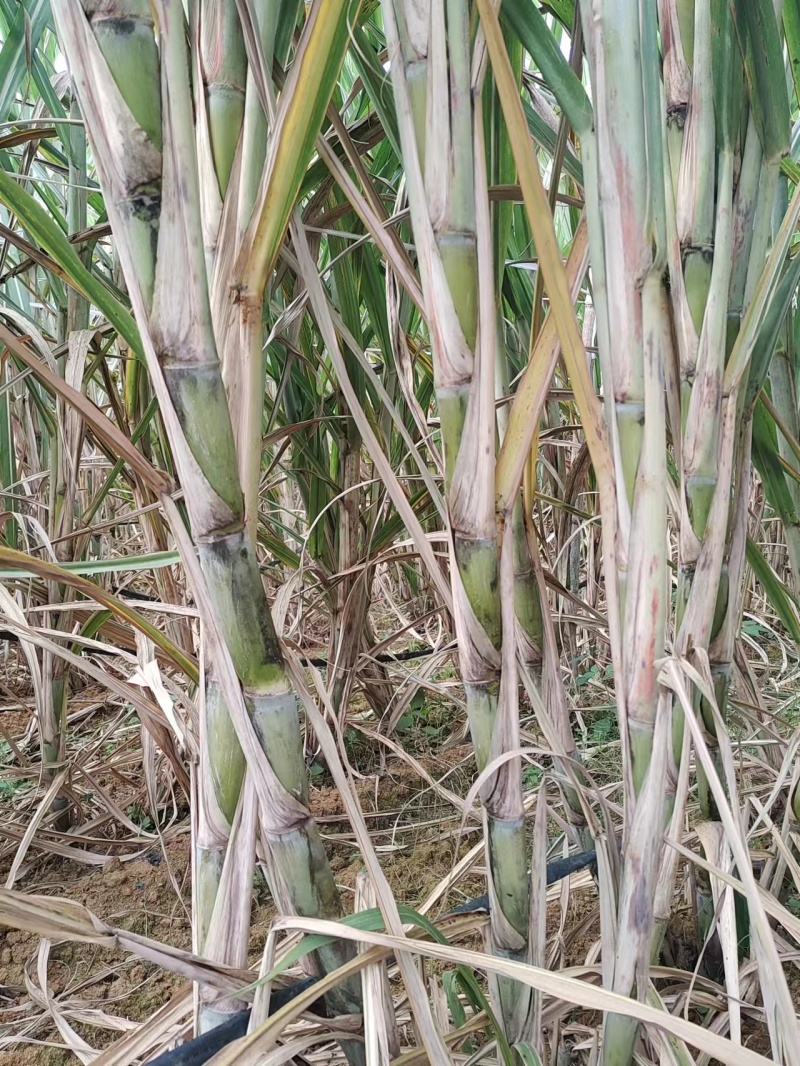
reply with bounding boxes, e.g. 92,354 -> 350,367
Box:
146,849 -> 597,1065
147,977 -> 323,1066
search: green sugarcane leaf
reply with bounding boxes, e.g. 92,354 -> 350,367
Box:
0,546 -> 197,681
454,968 -> 517,1066
731,0 -> 790,163
350,22 -> 401,159
522,97 -> 583,185
746,534 -> 800,646
371,490 -> 436,553
0,1 -> 66,131
541,0 -> 575,29
242,0 -> 363,292
359,244 -> 394,362
501,0 -> 593,137
275,0 -> 303,68
514,1044 -> 544,1066
247,902 -> 514,1062
69,609 -> 112,660
744,254 -> 800,410
442,969 -> 469,1029
29,51 -> 67,127
752,402 -> 800,529
256,528 -> 300,570
784,1 -> 800,105
492,29 -> 522,289
0,0 -> 51,120
76,609 -> 112,644
0,549 -> 181,579
711,0 -> 744,153
242,903 -> 439,982
0,165 -> 142,354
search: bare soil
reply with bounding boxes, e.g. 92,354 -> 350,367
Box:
2,659 -> 789,1063
0,727 -> 500,1063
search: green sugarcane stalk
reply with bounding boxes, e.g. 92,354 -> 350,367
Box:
664,0 -> 793,985
578,0 -> 670,795
199,0 -> 266,535
677,0 -> 716,338
383,0 -> 534,1038
489,34 -> 545,685
54,3 -> 364,1056
194,672 -> 250,1030
660,0 -> 692,198
488,56 -> 591,847
693,153 -> 785,949
195,2 -> 313,980
575,2 -> 672,1062
198,0 -> 247,198
666,0 -> 736,786
661,0 -> 731,971
680,0 -> 779,833
193,1 -> 272,1004
74,2 -> 253,1015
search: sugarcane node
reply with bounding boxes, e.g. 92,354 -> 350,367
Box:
129,181 -> 162,223
666,102 -> 688,127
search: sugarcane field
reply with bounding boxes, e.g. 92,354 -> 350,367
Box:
2,1 -> 800,1064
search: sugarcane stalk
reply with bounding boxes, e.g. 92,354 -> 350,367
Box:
569,2 -> 673,1062
695,151 -> 782,844
192,672 -> 254,1030
83,3 -> 252,995
489,34 -> 545,687
666,0 -> 736,775
659,0 -> 692,198
666,0 -> 795,986
577,0 -> 671,790
383,0 -> 534,1037
198,0 -> 247,199
75,1 -> 161,306
684,0 -> 778,822
677,0 -> 715,337
488,65 -> 593,853
219,0 -> 288,537
54,3 -> 364,1055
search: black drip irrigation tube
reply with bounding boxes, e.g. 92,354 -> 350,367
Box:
147,851 -> 598,1066
147,978 -> 325,1066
